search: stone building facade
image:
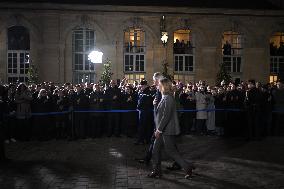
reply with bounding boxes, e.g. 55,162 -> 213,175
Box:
0,2 -> 284,85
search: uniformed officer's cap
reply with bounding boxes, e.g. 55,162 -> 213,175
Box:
140,79 -> 148,86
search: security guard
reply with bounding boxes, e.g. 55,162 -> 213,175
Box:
136,79 -> 153,145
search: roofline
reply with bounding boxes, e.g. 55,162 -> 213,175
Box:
0,2 -> 284,17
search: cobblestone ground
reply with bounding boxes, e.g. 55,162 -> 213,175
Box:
1,136 -> 284,189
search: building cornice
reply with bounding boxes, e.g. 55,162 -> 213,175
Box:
0,3 -> 284,17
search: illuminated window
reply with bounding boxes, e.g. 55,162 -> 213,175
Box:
222,31 -> 243,73
270,32 -> 284,81
174,74 -> 194,84
124,28 -> 146,72
173,30 -> 195,73
72,27 -> 96,83
269,75 -> 278,83
7,26 -> 30,83
125,74 -> 145,84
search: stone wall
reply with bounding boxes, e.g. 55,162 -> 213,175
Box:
0,3 -> 283,85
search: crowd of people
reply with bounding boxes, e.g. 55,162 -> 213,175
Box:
0,76 -> 284,145
173,39 -> 193,54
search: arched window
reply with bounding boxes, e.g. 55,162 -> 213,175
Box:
7,26 -> 30,83
222,31 -> 243,78
269,32 -> 284,82
173,29 -> 195,83
123,28 -> 145,83
72,27 -> 95,84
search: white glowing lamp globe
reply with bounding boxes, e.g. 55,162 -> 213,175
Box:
88,50 -> 103,64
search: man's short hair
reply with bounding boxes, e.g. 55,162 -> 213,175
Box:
153,72 -> 162,81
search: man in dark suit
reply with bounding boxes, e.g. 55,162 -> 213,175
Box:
136,72 -> 162,162
105,80 -> 122,137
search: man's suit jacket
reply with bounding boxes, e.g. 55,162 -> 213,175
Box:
155,94 -> 180,136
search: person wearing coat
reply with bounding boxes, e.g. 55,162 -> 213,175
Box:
195,85 -> 209,135
0,85 -> 9,162
136,80 -> 154,145
148,78 -> 194,179
105,80 -> 122,137
179,86 -> 196,134
33,89 -> 53,141
121,85 -> 138,137
14,83 -> 33,141
89,84 -> 105,138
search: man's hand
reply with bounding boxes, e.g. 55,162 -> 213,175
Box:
153,98 -> 158,105
155,130 -> 161,139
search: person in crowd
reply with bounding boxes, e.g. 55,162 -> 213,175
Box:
121,84 -> 138,137
89,84 -> 105,138
223,41 -> 232,55
73,84 -> 89,139
148,77 -> 195,179
33,89 -> 53,140
0,85 -> 9,163
214,87 -> 227,136
5,84 -> 17,144
206,87 -> 216,135
179,85 -> 196,134
278,42 -> 284,56
245,80 -> 264,141
53,89 -> 70,139
272,82 -> 284,135
14,83 -> 33,141
270,42 -> 278,56
105,80 -> 122,137
195,85 -> 209,135
225,83 -> 244,136
136,79 -> 153,145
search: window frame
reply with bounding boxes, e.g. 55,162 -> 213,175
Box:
7,50 -> 30,83
222,31 -> 243,74
123,28 -> 146,73
173,29 -> 195,74
72,28 -> 96,83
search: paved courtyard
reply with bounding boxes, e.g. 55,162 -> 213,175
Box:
1,136 -> 284,189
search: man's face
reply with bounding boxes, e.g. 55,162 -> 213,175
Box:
110,81 -> 116,88
153,77 -> 159,87
76,86 -> 82,93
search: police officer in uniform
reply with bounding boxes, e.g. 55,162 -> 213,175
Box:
136,79 -> 153,145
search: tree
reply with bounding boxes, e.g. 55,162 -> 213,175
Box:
216,62 -> 232,86
100,59 -> 113,86
27,64 -> 39,84
162,62 -> 173,81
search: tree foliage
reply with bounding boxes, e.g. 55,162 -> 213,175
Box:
100,59 -> 113,86
216,62 -> 232,85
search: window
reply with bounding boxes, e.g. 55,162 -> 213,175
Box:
72,28 -> 96,83
269,75 -> 278,83
124,28 -> 145,72
174,74 -> 194,84
7,26 -> 30,83
173,30 -> 195,73
270,32 -> 284,81
124,74 -> 145,84
222,31 -> 243,73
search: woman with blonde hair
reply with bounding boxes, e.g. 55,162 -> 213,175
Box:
148,77 -> 195,179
